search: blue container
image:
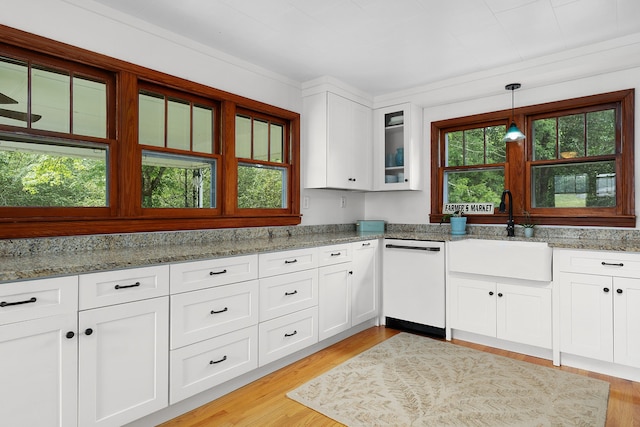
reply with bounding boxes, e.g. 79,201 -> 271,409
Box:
356,220 -> 385,234
395,148 -> 404,166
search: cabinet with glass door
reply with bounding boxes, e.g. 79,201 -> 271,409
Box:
373,103 -> 422,190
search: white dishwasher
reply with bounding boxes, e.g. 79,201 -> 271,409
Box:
383,239 -> 445,337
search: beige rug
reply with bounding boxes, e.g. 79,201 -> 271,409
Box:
287,333 -> 609,426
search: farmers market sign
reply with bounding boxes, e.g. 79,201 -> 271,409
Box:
443,203 -> 495,215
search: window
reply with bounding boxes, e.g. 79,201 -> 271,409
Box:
138,85 -> 219,211
443,124 -> 506,206
0,26 -> 300,238
530,107 -> 617,209
0,50 -> 113,216
235,111 -> 290,210
431,90 -> 634,227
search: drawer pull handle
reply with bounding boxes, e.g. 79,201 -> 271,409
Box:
114,281 -> 141,290
285,290 -> 298,296
210,269 -> 228,275
284,259 -> 298,264
0,297 -> 37,307
602,262 -> 624,267
211,307 -> 229,315
284,330 -> 297,338
330,252 -> 341,256
362,242 -> 371,246
209,355 -> 227,365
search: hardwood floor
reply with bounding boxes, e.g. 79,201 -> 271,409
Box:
160,327 -> 640,426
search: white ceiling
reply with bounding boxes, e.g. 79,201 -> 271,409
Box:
90,0 -> 640,96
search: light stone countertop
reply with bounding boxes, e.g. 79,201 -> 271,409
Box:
2,224 -> 640,283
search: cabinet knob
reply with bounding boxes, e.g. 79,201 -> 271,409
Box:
85,328 -> 93,336
489,291 -> 494,296
617,289 -> 623,294
603,287 -> 610,293
349,271 -> 353,275
497,293 -> 503,297
66,331 -> 75,339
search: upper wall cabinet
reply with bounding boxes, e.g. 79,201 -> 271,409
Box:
373,103 -> 422,191
303,91 -> 372,191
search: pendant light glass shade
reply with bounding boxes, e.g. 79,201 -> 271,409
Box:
504,121 -> 525,142
504,83 -> 525,142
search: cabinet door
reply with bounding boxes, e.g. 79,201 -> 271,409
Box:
496,283 -> 551,348
351,240 -> 378,326
78,297 -> 169,427
558,272 -> 613,361
449,276 -> 496,337
318,262 -> 352,341
373,103 -> 421,191
613,277 -> 640,368
0,314 -> 77,427
326,92 -> 353,188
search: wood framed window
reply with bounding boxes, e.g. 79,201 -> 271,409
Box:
234,109 -> 291,213
431,89 -> 634,227
0,46 -> 116,220
0,24 -> 300,238
137,82 -> 221,217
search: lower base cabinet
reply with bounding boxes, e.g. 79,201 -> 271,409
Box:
258,306 -> 318,366
318,262 -> 352,341
450,277 -> 551,349
170,326 -> 258,404
0,313 -> 78,427
78,297 -> 169,427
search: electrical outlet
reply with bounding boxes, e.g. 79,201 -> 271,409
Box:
340,196 -> 346,208
303,196 -> 310,209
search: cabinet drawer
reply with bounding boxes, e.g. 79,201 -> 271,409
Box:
0,276 -> 78,325
259,270 -> 318,321
170,254 -> 258,293
171,280 -> 258,349
259,248 -> 318,278
79,265 -> 169,310
318,243 -> 352,266
555,249 -> 640,277
170,326 -> 258,405
258,306 -> 318,367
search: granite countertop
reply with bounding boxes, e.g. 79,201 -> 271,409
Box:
3,225 -> 640,283
0,232 -> 383,283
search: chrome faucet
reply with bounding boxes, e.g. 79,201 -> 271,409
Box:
499,189 -> 515,237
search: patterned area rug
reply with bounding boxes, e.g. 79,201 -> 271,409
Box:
287,333 -> 609,426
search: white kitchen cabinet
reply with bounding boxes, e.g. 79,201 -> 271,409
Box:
318,261 -> 352,341
555,248 -> 640,370
557,272 -> 613,361
170,325 -> 258,404
78,293 -> 169,427
449,277 -> 551,349
258,306 -> 318,366
0,276 -> 78,427
170,280 -> 259,350
373,103 -> 422,191
77,266 -> 170,427
259,269 -> 318,322
557,252 -> 640,369
303,91 -> 372,190
351,239 -> 378,326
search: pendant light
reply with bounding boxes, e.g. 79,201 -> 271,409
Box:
503,83 -> 525,142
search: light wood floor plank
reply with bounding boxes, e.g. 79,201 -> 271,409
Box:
160,327 -> 640,426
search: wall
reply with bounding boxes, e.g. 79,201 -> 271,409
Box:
366,33 -> 640,228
